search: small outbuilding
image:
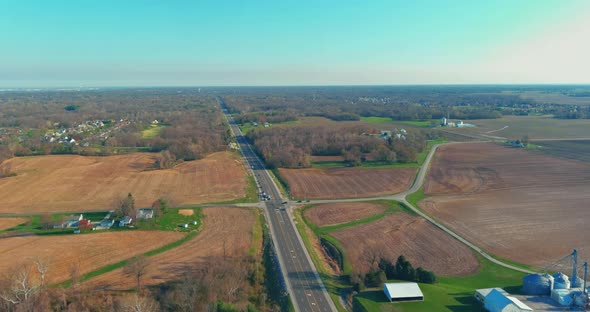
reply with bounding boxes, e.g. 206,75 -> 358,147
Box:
484,288 -> 532,312
136,208 -> 154,220
383,282 -> 424,302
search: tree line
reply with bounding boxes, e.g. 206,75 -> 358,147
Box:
246,125 -> 428,168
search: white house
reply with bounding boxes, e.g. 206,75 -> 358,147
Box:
136,208 -> 154,220
383,282 -> 424,302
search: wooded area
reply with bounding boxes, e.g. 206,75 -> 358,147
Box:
0,89 -> 231,164
246,125 -> 428,168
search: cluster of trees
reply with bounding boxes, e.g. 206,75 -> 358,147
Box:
350,255 -> 436,292
246,125 -> 427,168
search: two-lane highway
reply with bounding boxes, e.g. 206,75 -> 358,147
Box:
219,99 -> 336,312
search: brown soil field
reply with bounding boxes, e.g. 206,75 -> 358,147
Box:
178,209 -> 194,216
331,213 -> 478,276
422,143 -> 590,266
280,167 -> 416,199
304,202 -> 387,227
0,217 -> 27,231
0,152 -> 245,214
0,231 -> 183,285
310,155 -> 345,162
85,207 -> 255,290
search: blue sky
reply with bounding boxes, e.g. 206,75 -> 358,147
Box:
1,0 -> 589,87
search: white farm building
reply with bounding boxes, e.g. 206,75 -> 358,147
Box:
483,289 -> 532,312
383,282 -> 423,302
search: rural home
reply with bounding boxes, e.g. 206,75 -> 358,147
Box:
136,208 -> 154,220
54,214 -> 83,229
383,282 -> 424,302
78,219 -> 92,230
483,288 -> 532,312
119,216 -> 133,226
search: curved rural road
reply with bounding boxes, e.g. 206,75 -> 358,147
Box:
301,142 -> 535,275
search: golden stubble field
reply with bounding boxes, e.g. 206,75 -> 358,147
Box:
85,207 -> 256,290
0,152 -> 246,213
0,231 -> 184,285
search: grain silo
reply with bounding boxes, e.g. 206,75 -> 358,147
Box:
553,272 -> 571,290
522,273 -> 554,295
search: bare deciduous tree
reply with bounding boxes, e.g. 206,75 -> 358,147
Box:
124,255 -> 150,291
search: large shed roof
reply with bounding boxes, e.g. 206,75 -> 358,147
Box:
383,282 -> 423,301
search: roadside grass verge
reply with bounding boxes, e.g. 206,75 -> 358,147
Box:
249,208 -> 263,256
293,207 -> 349,312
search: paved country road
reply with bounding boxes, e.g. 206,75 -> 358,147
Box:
219,98 -> 336,312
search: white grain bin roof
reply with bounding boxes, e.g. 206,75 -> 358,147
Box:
384,282 -> 423,300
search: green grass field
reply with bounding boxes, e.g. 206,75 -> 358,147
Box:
141,124 -> 166,139
1,211 -> 109,235
360,117 -> 434,128
354,254 -> 526,312
135,208 -> 201,232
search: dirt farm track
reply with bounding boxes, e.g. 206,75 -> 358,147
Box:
0,152 -> 245,214
421,143 -> 590,267
280,167 -> 416,199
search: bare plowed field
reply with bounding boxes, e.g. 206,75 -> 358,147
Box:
331,213 -> 478,276
304,202 -> 387,227
0,218 -> 26,231
422,143 -> 590,266
85,207 -> 255,290
0,231 -> 183,285
0,152 -> 245,214
280,167 -> 416,199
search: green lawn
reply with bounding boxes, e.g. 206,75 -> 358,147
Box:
134,208 -> 202,232
141,124 -> 166,139
1,211 -> 109,235
360,117 -> 434,128
354,254 -> 526,312
361,116 -> 394,123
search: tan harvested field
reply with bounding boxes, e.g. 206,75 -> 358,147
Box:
422,143 -> 590,266
444,115 -> 590,140
280,167 -> 416,199
331,213 -> 478,276
304,202 -> 387,227
178,209 -> 194,216
0,152 -> 245,214
85,207 -> 255,290
0,217 -> 27,231
0,231 -> 183,285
